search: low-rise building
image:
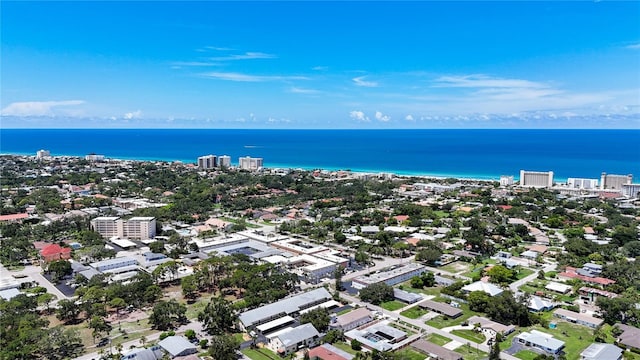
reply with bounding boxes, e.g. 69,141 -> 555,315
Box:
515,330 -> 565,355
157,336 -> 197,358
528,296 -> 555,312
352,263 -> 425,290
267,323 -> 320,355
462,281 -> 503,297
393,288 -> 422,304
344,322 -> 407,352
308,344 -> 354,360
40,244 -> 72,263
545,282 -> 572,294
330,308 -> 373,332
553,308 -> 603,329
90,257 -> 139,273
467,315 -> 516,339
410,339 -> 463,360
418,300 -> 463,318
580,343 -> 623,360
578,287 -> 618,304
615,323 -> 640,352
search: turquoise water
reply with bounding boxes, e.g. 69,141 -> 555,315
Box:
1,129 -> 638,181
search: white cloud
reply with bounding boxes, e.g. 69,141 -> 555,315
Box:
625,43 -> 640,50
405,114 -> 414,121
375,111 -> 391,122
200,72 -> 308,82
289,86 -> 321,94
349,110 -> 370,122
124,110 -> 142,119
312,66 -> 328,71
433,74 -> 548,89
1,100 -> 85,117
208,52 -> 276,61
353,76 -> 378,87
171,61 -> 222,67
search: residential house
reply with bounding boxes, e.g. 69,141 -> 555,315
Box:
553,308 -> 603,329
468,315 -> 516,339
410,339 -> 463,360
393,288 -> 422,304
528,296 -> 555,312
418,300 -> 463,318
157,336 -> 197,358
579,287 -> 618,304
308,344 -> 354,360
462,281 -> 504,297
515,330 -> 565,355
580,343 -> 623,360
615,323 -> 640,352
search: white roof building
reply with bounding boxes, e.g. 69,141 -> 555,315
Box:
515,330 -> 565,354
580,343 -> 623,360
157,336 -> 197,358
267,323 -> 320,355
462,281 -> 504,296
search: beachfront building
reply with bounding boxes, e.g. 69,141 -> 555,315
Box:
515,330 -> 565,355
239,156 -> 263,171
520,170 -> 554,188
85,153 -> 105,161
238,287 -> 332,331
622,183 -> 640,198
218,155 -> 231,167
600,173 -> 633,190
500,175 -> 514,186
90,216 -> 156,240
36,149 -> 50,159
197,154 -> 217,169
351,263 -> 425,290
567,178 -> 599,189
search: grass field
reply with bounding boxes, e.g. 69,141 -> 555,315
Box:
515,268 -> 535,280
425,333 -> 452,346
337,308 -> 353,315
438,262 -> 471,274
332,341 -> 359,355
380,300 -> 406,311
400,284 -> 442,297
451,329 -> 486,343
400,306 -> 428,319
514,350 -> 541,360
395,349 -> 426,360
242,348 -> 280,360
454,343 -> 487,360
425,299 -> 479,329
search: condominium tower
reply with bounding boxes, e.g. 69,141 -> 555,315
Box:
520,170 -> 554,188
600,173 -> 632,190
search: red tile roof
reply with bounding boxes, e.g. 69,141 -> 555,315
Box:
559,267 -> 616,286
0,213 -> 29,221
40,244 -> 71,257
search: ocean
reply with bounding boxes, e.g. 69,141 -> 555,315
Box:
1,129 -> 638,181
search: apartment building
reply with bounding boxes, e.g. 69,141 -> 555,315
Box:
600,173 -> 632,190
90,216 -> 156,240
520,170 -> 554,188
239,156 -> 263,171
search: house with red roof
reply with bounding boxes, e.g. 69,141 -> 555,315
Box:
40,244 -> 72,263
558,266 -> 615,286
0,213 -> 29,223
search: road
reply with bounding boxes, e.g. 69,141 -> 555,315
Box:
509,263 -> 557,292
11,264 -> 70,301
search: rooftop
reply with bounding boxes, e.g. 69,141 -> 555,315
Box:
516,330 -> 565,351
580,343 -> 623,360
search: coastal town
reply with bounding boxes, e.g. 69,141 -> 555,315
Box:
1,152 -> 639,360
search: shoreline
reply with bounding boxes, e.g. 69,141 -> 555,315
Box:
2,151 -> 577,183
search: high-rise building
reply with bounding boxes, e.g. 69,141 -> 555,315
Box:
85,153 -> 105,161
197,155 -> 217,169
600,173 -> 632,190
500,175 -> 514,186
91,216 -> 156,240
239,156 -> 263,171
35,149 -> 50,159
567,178 -> 599,189
621,184 -> 640,198
520,170 -> 554,188
218,155 -> 231,168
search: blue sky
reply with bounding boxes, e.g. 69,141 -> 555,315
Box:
1,1 -> 639,129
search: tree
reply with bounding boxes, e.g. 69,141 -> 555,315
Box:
334,266 -> 345,292
410,276 -> 423,289
88,316 -> 112,342
109,297 -> 126,317
149,299 -> 187,330
185,329 -> 197,340
355,251 -> 370,265
359,283 -> 394,305
37,292 -> 56,314
421,271 -> 435,287
486,265 -> 515,285
323,329 -> 344,344
40,326 -> 84,360
351,339 -> 362,351
489,339 -> 500,360
300,307 -> 331,332
468,291 -> 491,312
56,299 -> 81,324
181,275 -> 199,301
416,248 -> 442,265
334,232 -> 347,244
198,296 -> 237,335
47,260 -> 72,283
148,241 -> 165,254
208,335 -> 239,360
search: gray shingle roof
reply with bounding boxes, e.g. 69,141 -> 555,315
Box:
276,324 -> 319,346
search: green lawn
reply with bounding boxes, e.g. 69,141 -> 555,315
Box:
528,322 -> 594,360
400,284 -> 442,297
515,268 -> 535,280
380,300 -> 406,311
400,306 -> 428,319
395,349 -> 426,360
242,348 -> 280,360
514,350 -> 541,360
425,333 -> 452,346
337,308 -> 353,315
438,262 -> 471,274
454,343 -> 487,360
451,329 -> 486,343
425,299 -> 479,329
332,341 -> 358,355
